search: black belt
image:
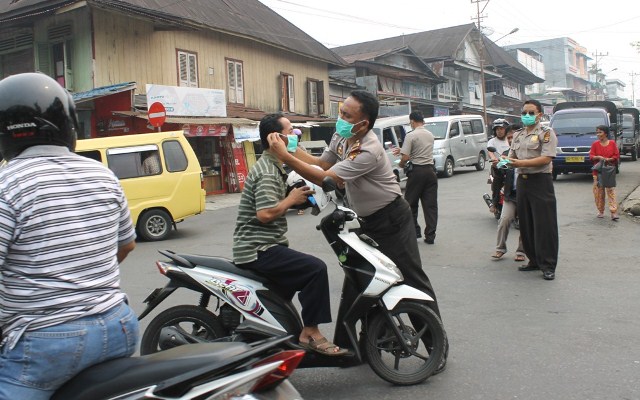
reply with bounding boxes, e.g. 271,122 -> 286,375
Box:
520,173 -> 551,179
361,196 -> 403,223
413,163 -> 434,167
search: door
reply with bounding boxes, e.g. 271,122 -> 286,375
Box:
448,121 -> 466,165
459,120 -> 476,163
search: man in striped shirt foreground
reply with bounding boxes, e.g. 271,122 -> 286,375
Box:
0,73 -> 138,399
233,113 -> 346,356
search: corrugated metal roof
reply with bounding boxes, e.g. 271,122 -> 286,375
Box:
333,23 -> 541,84
72,81 -> 136,103
0,0 -> 345,65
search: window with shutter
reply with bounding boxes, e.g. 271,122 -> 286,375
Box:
226,59 -> 244,104
308,80 -> 318,115
281,73 -> 295,112
177,50 -> 198,87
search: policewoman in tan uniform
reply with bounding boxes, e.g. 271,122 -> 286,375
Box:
507,99 -> 559,281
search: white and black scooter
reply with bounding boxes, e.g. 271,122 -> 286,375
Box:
51,335 -> 304,399
139,176 -> 447,386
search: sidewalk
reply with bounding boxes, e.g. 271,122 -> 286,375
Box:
621,185 -> 640,217
205,192 -> 242,211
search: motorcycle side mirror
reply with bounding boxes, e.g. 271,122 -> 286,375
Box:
321,176 -> 337,193
487,146 -> 497,153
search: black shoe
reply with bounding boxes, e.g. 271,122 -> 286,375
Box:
424,238 -> 434,244
416,234 -> 422,239
518,264 -> 540,271
543,271 -> 555,280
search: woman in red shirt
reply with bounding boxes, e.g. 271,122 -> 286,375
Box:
589,125 -> 620,220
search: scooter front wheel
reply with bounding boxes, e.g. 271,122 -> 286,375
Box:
364,301 -> 446,386
140,305 -> 226,355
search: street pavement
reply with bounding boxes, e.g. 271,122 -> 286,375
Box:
125,160 -> 640,400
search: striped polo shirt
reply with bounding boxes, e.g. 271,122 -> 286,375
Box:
0,145 -> 136,350
233,151 -> 288,264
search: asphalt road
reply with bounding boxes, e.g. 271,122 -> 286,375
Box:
121,159 -> 640,400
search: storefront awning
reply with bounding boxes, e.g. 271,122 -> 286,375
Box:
73,82 -> 137,105
111,111 -> 257,126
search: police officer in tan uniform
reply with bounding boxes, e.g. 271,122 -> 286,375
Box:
267,90 -> 447,372
507,99 -> 559,280
395,111 -> 438,243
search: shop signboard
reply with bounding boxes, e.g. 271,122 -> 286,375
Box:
182,124 -> 228,136
146,84 -> 226,117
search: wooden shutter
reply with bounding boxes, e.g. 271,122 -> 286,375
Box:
178,52 -> 189,87
317,80 -> 325,115
35,42 -> 52,77
280,73 -> 287,111
227,60 -> 237,103
307,80 -> 318,115
188,53 -> 198,87
235,62 -> 243,104
287,75 -> 295,112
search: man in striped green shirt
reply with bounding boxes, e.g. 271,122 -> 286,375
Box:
233,114 -> 346,356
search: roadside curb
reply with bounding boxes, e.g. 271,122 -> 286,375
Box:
621,185 -> 640,217
205,193 -> 242,211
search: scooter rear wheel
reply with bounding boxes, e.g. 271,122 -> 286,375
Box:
141,305 -> 226,355
364,301 -> 446,386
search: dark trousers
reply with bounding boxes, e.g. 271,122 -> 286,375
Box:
360,197 -> 441,318
516,173 -> 559,272
404,164 -> 438,241
490,166 -> 506,208
237,245 -> 332,326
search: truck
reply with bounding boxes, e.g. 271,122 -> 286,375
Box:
618,107 -> 640,161
550,101 -> 622,180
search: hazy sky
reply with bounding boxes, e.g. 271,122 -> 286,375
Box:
259,0 -> 640,102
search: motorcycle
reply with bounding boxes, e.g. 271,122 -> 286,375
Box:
483,146 -> 513,220
52,335 -> 304,399
138,176 -> 447,386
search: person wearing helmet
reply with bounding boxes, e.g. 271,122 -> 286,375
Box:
0,73 -> 138,399
233,113 -> 347,356
487,118 -> 511,214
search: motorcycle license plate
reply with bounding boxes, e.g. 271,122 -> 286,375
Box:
566,156 -> 584,163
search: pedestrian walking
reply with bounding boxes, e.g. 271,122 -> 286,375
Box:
507,99 -> 559,281
589,125 -> 620,220
394,111 -> 438,243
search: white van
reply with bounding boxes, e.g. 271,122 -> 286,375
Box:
423,115 -> 488,177
372,115 -> 411,181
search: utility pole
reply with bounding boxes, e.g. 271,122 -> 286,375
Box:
471,0 -> 489,125
591,50 -> 609,99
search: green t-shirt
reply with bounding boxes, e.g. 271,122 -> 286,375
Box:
233,151 -> 289,264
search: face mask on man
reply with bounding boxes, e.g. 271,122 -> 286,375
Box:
521,111 -> 537,126
336,117 -> 365,139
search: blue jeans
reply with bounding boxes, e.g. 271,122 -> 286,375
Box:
0,301 -> 139,400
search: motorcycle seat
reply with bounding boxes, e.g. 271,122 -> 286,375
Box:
52,342 -> 252,399
178,253 -> 272,284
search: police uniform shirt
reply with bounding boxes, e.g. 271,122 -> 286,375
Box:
400,126 -> 434,165
508,124 -> 558,174
320,131 -> 402,217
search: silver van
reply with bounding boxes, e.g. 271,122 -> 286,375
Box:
423,115 -> 488,177
372,115 -> 411,181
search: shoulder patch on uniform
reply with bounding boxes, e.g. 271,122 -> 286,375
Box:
337,143 -> 344,157
543,131 -> 550,143
347,140 -> 362,161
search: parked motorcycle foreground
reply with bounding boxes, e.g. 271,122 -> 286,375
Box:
51,335 -> 304,399
139,177 -> 447,386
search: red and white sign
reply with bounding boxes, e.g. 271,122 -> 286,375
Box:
148,102 -> 166,128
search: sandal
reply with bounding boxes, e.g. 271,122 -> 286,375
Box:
299,337 -> 347,356
297,209 -> 305,215
514,255 -> 525,262
491,251 -> 505,259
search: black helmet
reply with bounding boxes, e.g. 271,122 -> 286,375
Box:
0,73 -> 78,161
491,118 -> 510,131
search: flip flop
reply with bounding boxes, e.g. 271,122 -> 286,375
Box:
514,255 -> 525,262
299,337 -> 348,356
491,251 -> 505,259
